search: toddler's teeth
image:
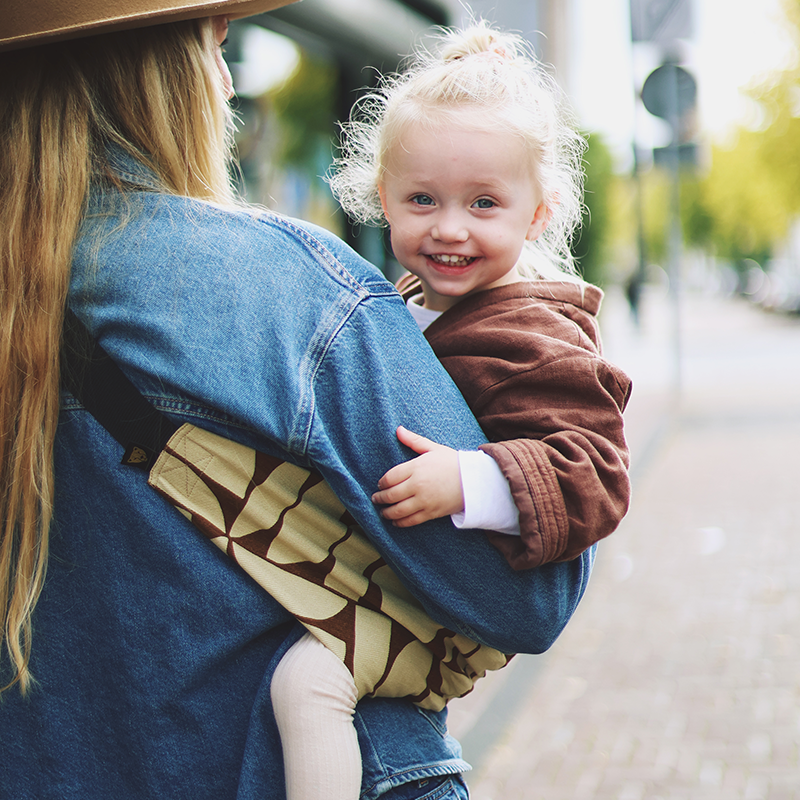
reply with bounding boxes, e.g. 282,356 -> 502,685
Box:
432,254 -> 471,266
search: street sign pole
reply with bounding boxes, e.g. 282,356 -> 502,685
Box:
631,0 -> 695,402
665,63 -> 684,399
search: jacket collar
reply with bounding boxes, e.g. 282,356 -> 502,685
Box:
100,142 -> 164,192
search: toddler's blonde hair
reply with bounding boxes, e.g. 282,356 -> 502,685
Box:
328,21 -> 587,282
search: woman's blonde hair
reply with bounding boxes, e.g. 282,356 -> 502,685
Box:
328,21 -> 587,282
0,18 -> 235,695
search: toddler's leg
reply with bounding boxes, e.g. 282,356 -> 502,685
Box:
271,631 -> 361,800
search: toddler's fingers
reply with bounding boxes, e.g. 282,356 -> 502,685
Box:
389,509 -> 437,528
396,425 -> 442,455
376,462 -> 412,491
371,484 -> 412,505
378,497 -> 423,521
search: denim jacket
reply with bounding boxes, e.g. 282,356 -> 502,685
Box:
0,152 -> 594,799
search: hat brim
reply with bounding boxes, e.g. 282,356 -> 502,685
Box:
1,0 -> 299,52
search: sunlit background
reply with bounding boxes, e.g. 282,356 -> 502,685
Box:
225,0 -> 800,303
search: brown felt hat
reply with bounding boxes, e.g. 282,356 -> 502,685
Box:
1,0 -> 299,52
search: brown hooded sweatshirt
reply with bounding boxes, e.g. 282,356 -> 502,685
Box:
398,276 -> 632,570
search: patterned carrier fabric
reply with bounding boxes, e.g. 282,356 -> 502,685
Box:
148,424 -> 511,711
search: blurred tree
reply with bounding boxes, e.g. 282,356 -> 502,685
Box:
572,133 -> 615,285
641,167 -> 671,265
684,130 -> 785,264
682,0 -> 800,265
269,52 -> 339,177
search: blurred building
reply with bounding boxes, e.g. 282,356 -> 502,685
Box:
451,0 -> 569,83
228,0 -> 564,275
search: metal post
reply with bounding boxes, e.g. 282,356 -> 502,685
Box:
666,62 -> 683,401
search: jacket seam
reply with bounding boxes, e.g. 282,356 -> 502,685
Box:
61,392 -> 258,437
470,353 -> 600,405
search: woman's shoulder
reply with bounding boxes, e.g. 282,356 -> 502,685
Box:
226,207 -> 394,295
81,189 -> 391,301
69,194 -> 401,449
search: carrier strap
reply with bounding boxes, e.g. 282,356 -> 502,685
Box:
62,308 -> 177,470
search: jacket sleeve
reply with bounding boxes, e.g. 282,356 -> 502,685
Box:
479,352 -> 632,570
304,293 -> 595,656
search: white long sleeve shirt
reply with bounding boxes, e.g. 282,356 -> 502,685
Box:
406,295 -> 520,536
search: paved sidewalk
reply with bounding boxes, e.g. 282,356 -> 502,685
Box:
448,287 -> 800,799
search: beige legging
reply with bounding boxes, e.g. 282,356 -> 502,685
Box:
271,632 -> 362,800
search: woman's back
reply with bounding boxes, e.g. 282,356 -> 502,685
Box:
0,10 -> 595,798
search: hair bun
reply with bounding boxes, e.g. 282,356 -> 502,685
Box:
440,22 -> 520,64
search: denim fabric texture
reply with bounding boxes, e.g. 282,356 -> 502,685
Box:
0,151 -> 594,799
376,774 -> 470,799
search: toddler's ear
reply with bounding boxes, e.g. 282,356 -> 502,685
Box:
378,186 -> 390,221
526,202 -> 553,242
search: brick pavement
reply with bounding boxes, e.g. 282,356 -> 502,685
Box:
447,288 -> 800,799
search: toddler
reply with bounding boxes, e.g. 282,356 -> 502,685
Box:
270,21 -> 632,799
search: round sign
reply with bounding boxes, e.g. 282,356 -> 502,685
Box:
641,64 -> 697,121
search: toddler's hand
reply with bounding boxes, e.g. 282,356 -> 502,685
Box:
372,426 -> 464,527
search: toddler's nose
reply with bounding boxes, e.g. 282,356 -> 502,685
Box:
431,211 -> 469,243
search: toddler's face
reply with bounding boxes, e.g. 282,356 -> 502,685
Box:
378,116 -> 548,312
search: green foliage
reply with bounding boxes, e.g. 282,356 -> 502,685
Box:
679,174 -> 713,250
269,53 -> 339,175
642,168 -> 671,264
685,0 -> 800,262
572,133 -> 615,285
693,130 -> 790,261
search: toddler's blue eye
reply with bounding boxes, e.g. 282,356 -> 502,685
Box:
411,194 -> 435,206
473,198 -> 495,209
